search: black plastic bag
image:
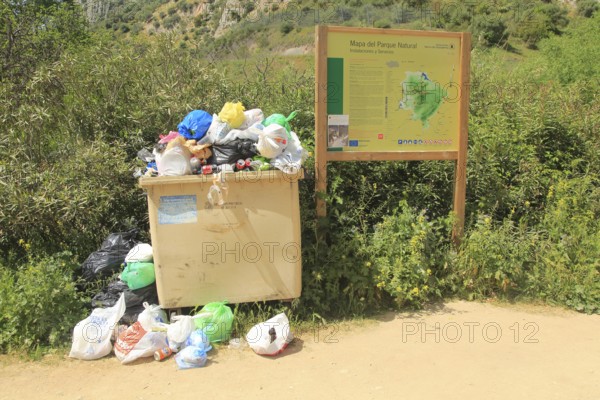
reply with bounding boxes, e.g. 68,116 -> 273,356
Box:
121,283 -> 160,325
81,229 -> 138,282
209,139 -> 258,165
91,279 -> 159,325
91,280 -> 129,308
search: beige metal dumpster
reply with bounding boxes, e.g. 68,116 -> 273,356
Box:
138,170 -> 302,309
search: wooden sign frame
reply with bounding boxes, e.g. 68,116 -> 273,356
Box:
314,25 -> 471,242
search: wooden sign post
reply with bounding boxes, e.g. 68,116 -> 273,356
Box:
315,26 -> 470,243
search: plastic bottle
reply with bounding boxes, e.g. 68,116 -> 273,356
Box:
190,157 -> 202,174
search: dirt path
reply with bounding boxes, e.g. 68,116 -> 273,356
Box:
1,301 -> 598,400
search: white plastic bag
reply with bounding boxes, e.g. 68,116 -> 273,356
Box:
137,302 -> 168,331
246,313 -> 294,356
175,346 -> 208,369
114,303 -> 168,364
114,321 -> 168,364
157,144 -> 191,176
271,130 -> 308,174
69,293 -> 126,360
215,123 -> 261,145
166,315 -> 195,352
124,243 -> 153,263
256,123 -> 288,159
238,109 -> 264,130
200,114 -> 231,145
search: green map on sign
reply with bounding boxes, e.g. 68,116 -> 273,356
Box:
399,71 -> 446,128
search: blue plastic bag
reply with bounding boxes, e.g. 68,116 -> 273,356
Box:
175,346 -> 208,369
185,329 -> 212,352
177,110 -> 213,141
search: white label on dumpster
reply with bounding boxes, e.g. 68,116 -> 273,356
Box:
158,195 -> 197,225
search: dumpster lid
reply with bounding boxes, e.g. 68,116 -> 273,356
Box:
139,169 -> 304,188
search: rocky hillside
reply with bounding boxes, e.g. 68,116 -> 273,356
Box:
75,0 -> 588,56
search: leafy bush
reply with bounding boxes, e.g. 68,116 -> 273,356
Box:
163,14 -> 181,29
374,19 -> 392,29
470,14 -> 507,47
0,253 -> 87,353
576,0 -> 599,17
533,176 -> 600,313
514,2 -> 569,48
280,21 -> 294,34
455,217 -> 538,299
455,175 -> 600,313
370,202 -> 454,308
540,14 -> 600,85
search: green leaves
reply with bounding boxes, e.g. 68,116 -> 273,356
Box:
0,253 -> 87,354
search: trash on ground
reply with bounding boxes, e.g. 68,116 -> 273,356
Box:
113,303 -> 168,364
193,301 -> 233,343
246,313 -> 294,356
175,346 -> 208,369
81,229 -> 138,282
69,293 -> 127,360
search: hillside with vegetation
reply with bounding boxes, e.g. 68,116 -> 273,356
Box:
0,0 -> 599,354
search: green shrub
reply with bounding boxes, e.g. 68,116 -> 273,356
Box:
194,15 -> 205,27
455,217 -> 538,299
540,14 -> 600,85
280,21 -> 294,35
163,14 -> 181,29
374,19 -> 392,29
514,2 -> 569,49
370,202 -> 454,308
0,253 -> 87,353
470,14 -> 507,47
576,0 -> 599,17
534,176 -> 600,313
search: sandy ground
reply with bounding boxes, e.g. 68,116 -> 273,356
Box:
1,300 -> 598,400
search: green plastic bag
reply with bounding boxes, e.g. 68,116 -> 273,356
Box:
263,111 -> 298,138
120,262 -> 155,290
193,302 -> 233,342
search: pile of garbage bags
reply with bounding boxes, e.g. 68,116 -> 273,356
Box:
138,102 -> 308,177
69,295 -> 294,368
81,231 -> 159,325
